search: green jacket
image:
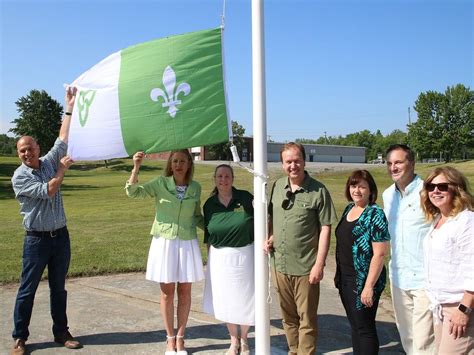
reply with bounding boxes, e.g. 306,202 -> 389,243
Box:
125,176 -> 203,240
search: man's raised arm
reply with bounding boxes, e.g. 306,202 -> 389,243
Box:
59,87 -> 77,143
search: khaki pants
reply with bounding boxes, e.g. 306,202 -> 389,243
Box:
390,285 -> 435,355
434,304 -> 474,355
273,270 -> 320,355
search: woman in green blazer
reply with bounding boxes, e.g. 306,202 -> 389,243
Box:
126,149 -> 203,355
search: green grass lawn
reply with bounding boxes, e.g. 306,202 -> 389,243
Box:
1,156 -> 473,284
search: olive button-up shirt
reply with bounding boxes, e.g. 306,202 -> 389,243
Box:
270,173 -> 338,276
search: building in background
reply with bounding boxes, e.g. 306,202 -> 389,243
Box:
267,142 -> 366,163
147,138 -> 365,163
199,138 -> 365,163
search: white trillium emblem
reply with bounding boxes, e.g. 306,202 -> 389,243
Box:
150,65 -> 191,118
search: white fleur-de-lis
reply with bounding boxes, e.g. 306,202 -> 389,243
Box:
150,66 -> 191,118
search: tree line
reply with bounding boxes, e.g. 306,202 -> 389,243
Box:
296,84 -> 473,162
3,84 -> 472,162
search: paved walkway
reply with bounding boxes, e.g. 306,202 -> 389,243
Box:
1,259 -> 404,354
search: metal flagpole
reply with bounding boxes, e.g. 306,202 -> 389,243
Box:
251,0 -> 270,354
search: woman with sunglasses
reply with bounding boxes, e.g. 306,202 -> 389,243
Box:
202,164 -> 254,355
421,166 -> 474,353
334,169 -> 390,354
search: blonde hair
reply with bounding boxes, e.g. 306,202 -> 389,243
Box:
280,142 -> 306,162
421,166 -> 474,222
165,149 -> 194,185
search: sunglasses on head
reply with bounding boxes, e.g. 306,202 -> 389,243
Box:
425,183 -> 450,192
282,190 -> 295,210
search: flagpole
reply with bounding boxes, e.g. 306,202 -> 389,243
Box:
251,0 -> 270,354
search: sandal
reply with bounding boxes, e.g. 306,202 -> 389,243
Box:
176,335 -> 188,355
240,338 -> 250,355
225,342 -> 240,355
164,335 -> 176,355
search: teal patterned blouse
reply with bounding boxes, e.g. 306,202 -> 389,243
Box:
335,203 -> 391,309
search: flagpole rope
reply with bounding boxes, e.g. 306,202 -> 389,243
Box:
229,145 -> 272,304
235,161 -> 269,181
230,145 -> 268,181
222,1 -> 271,304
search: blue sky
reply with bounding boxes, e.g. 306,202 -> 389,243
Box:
1,0 -> 472,142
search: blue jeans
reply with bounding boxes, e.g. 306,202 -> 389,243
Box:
12,227 -> 71,340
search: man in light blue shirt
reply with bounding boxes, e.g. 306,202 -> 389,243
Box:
382,144 -> 435,354
10,88 -> 82,355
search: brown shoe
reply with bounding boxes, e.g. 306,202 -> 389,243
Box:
11,339 -> 26,355
54,331 -> 82,349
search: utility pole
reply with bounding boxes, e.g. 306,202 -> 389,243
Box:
407,107 -> 411,151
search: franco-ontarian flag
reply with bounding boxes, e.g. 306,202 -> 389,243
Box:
68,28 -> 230,161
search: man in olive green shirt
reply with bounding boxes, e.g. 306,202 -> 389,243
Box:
265,142 -> 337,355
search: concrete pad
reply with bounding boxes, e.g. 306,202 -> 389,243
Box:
1,260 -> 404,354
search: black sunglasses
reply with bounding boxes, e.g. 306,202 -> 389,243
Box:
425,183 -> 450,192
282,190 -> 296,209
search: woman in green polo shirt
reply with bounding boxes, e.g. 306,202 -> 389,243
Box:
202,164 -> 254,355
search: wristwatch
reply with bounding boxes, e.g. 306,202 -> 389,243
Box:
458,303 -> 472,315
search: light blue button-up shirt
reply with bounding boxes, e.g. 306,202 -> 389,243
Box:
12,138 -> 67,231
382,175 -> 430,290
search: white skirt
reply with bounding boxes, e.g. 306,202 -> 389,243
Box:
146,235 -> 204,283
203,244 -> 255,325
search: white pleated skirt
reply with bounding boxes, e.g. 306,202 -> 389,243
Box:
203,244 -> 255,325
146,235 -> 204,283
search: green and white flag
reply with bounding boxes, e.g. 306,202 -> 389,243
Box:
68,28 -> 230,160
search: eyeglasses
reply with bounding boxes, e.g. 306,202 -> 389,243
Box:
282,190 -> 296,210
425,183 -> 450,192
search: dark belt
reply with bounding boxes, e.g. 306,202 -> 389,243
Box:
26,226 -> 67,238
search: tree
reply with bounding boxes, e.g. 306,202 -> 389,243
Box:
0,134 -> 17,155
408,90 -> 445,160
384,129 -> 407,148
9,89 -> 63,154
369,130 -> 385,161
444,84 -> 474,160
206,121 -> 246,160
295,138 -> 317,144
409,84 -> 473,162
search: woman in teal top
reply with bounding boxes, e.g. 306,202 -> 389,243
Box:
202,164 -> 254,355
126,149 -> 203,355
334,169 -> 390,355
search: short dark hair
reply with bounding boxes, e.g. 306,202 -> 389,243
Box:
386,144 -> 415,162
344,169 -> 378,204
280,142 -> 306,162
